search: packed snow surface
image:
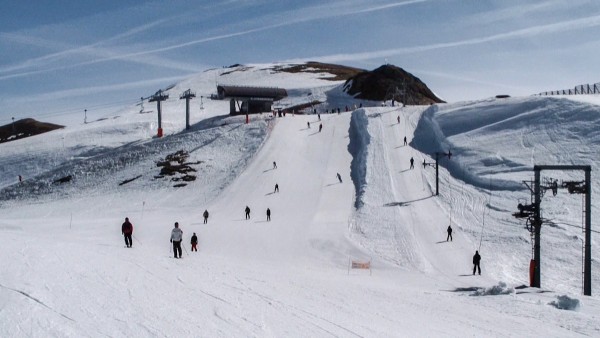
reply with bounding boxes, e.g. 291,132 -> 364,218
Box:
1,64 -> 599,337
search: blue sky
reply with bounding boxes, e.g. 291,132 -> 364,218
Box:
1,0 -> 600,124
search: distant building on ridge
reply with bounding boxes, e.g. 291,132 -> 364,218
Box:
216,85 -> 288,115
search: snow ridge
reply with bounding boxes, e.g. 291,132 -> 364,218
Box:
347,109 -> 370,209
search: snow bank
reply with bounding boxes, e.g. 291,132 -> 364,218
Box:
548,295 -> 581,311
413,97 -> 600,193
471,282 -> 514,296
348,109 -> 370,209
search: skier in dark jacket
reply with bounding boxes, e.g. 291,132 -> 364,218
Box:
319,123 -> 322,132
266,208 -> 271,221
203,210 -> 209,224
274,183 -> 279,193
410,157 -> 414,169
191,232 -> 198,252
337,173 -> 342,183
473,250 -> 481,275
245,206 -> 251,220
404,136 -> 407,146
447,225 -> 453,241
121,217 -> 133,248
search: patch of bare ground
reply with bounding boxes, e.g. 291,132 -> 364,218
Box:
154,150 -> 202,187
272,62 -> 364,81
0,118 -> 64,144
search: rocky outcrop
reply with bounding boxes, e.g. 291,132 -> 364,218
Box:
343,64 -> 445,105
0,118 -> 64,143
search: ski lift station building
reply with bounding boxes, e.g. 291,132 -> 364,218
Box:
216,85 -> 288,115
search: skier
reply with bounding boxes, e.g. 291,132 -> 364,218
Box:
307,121 -> 310,129
404,136 -> 407,146
318,123 -> 323,132
191,232 -> 198,252
447,225 -> 453,241
121,217 -> 133,248
170,222 -> 183,259
203,209 -> 209,224
18,175 -> 23,184
473,250 -> 481,275
274,183 -> 279,193
410,157 -> 414,169
318,113 -> 321,121
273,161 -> 277,169
397,116 -> 400,124
245,206 -> 251,220
336,173 -> 342,183
266,208 -> 271,221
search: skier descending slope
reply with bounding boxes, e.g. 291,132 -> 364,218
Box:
203,209 -> 209,224
245,206 -> 251,220
473,251 -> 481,275
191,232 -> 198,252
170,222 -> 183,259
121,217 -> 133,248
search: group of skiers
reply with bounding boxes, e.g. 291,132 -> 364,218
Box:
445,224 -> 482,275
397,114 -> 482,275
117,113 -> 485,274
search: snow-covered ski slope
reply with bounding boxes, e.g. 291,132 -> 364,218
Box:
0,64 -> 599,337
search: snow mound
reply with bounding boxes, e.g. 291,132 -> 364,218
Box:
471,282 -> 514,296
348,109 -> 370,208
548,295 -> 580,311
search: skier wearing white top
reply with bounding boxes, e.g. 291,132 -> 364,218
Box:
170,222 -> 183,258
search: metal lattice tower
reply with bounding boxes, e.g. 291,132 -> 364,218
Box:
179,89 -> 196,130
149,90 -> 169,137
515,165 -> 592,295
